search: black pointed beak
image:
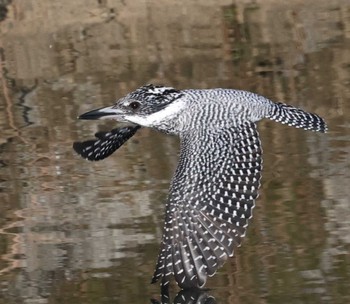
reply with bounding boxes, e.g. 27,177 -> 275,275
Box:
78,106 -> 121,120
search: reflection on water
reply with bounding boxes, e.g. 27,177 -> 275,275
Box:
151,288 -> 216,304
0,0 -> 349,303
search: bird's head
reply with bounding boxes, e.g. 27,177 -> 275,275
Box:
78,84 -> 186,130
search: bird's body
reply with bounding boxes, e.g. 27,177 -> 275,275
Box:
74,84 -> 327,289
122,88 -> 271,133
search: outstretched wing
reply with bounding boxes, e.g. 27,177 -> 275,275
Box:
151,122 -> 262,289
73,126 -> 140,161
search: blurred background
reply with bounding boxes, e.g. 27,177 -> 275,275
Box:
0,0 -> 349,303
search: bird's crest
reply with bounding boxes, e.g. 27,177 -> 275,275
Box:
128,84 -> 184,105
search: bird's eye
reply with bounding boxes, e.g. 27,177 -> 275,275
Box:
129,101 -> 140,110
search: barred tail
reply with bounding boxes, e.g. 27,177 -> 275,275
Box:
266,102 -> 327,133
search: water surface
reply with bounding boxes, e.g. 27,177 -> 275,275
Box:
0,1 -> 349,303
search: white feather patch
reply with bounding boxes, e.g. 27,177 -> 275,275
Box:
124,100 -> 186,127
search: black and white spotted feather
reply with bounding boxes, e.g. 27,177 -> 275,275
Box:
266,102 -> 327,133
151,122 -> 262,288
75,84 -> 327,290
73,126 -> 140,161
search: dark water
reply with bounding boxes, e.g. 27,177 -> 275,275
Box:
0,1 -> 349,303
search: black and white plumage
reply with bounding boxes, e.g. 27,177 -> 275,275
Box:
74,84 -> 327,289
73,126 -> 140,161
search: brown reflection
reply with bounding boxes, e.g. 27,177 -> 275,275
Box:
0,0 -> 349,303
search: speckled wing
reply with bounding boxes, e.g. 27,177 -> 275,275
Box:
73,126 -> 140,161
151,122 -> 262,289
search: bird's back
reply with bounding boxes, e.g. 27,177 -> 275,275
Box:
174,89 -> 271,132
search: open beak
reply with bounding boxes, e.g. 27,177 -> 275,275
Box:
78,106 -> 122,120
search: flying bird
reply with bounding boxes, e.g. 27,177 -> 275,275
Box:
74,84 -> 327,289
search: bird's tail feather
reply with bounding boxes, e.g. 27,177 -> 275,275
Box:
266,102 -> 327,133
